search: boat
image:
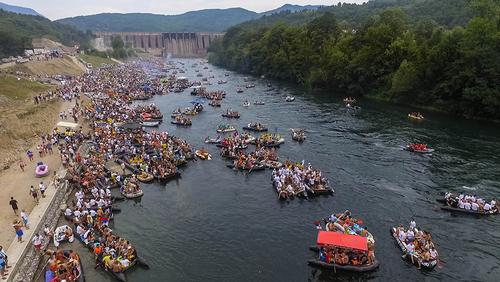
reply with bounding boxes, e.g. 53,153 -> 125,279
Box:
222,110 -> 240,119
260,160 -> 283,169
246,84 -> 255,88
141,121 -> 160,127
204,136 -> 222,144
243,123 -> 268,132
195,150 -> 212,160
208,100 -> 221,107
171,118 -> 192,126
391,227 -> 438,269
216,125 -> 236,133
236,89 -> 244,93
53,225 -> 75,247
35,162 -> 49,177
154,171 -> 181,183
137,172 -> 154,183
45,250 -> 84,282
242,101 -> 250,107
291,129 -> 306,142
254,101 -> 265,105
408,112 -> 425,121
218,80 -> 227,84
308,231 -> 379,272
436,195 -> 499,215
286,96 -> 295,102
343,97 -> 357,104
404,144 -> 434,154
121,181 -> 144,199
226,163 -> 265,171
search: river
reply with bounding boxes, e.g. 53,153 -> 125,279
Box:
59,59 -> 500,282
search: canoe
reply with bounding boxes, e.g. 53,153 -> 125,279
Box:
307,258 -> 380,272
390,227 -> 437,269
53,225 -> 75,247
195,150 -> 212,160
216,127 -> 236,133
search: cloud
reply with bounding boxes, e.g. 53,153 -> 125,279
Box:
4,0 -> 366,20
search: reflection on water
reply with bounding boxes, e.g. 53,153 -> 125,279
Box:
70,59 -> 500,281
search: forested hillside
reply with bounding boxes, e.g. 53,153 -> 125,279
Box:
209,0 -> 500,120
57,8 -> 259,32
0,10 -> 91,58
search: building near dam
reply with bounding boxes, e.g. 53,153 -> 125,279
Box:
93,32 -> 224,57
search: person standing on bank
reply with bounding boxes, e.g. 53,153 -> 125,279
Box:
30,186 -> 39,204
13,220 -> 23,243
9,197 -> 18,215
39,182 -> 46,198
20,210 -> 29,229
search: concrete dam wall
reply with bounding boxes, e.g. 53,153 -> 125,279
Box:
93,32 -> 224,58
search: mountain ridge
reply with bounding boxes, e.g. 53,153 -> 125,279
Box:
0,1 -> 41,16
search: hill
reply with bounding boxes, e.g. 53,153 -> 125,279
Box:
56,8 -> 259,32
0,10 -> 91,58
209,0 -> 500,120
260,4 -> 323,16
0,1 -> 41,16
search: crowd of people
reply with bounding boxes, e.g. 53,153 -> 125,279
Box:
393,220 -> 438,269
444,192 -> 498,213
272,161 -> 330,199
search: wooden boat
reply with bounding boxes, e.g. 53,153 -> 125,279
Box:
390,227 -> 437,269
306,183 -> 334,196
195,150 -> 212,160
216,125 -> 236,133
222,111 -> 240,119
204,136 -> 222,144
308,231 -> 379,272
137,172 -> 154,183
243,123 -> 268,132
141,121 -> 160,127
45,250 -> 85,282
171,119 -> 192,126
440,205 -> 499,215
154,171 -> 181,182
121,190 -> 144,199
226,163 -> 265,171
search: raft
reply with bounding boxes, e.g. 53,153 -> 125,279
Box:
121,190 -> 144,199
226,164 -> 265,171
390,227 -> 437,269
137,172 -> 154,183
195,150 -> 212,160
307,258 -> 380,272
35,163 -> 49,177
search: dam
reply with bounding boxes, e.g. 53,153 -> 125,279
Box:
93,32 -> 224,57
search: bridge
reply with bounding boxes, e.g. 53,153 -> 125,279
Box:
93,32 -> 224,57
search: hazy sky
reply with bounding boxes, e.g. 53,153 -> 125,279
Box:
4,0 -> 366,20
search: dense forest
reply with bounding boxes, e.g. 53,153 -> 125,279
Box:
209,0 -> 500,120
57,8 -> 259,32
0,10 -> 91,58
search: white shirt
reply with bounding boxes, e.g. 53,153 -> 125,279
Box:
471,202 -> 479,211
21,212 -> 28,220
464,202 -> 472,210
32,235 -> 43,246
484,203 -> 492,211
64,208 -> 72,216
410,220 -> 416,230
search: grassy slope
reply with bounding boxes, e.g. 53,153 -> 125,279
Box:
0,75 -> 53,100
79,54 -> 116,68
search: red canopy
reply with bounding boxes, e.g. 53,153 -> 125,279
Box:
316,231 -> 368,252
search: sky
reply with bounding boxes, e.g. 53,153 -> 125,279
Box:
4,0 -> 366,20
